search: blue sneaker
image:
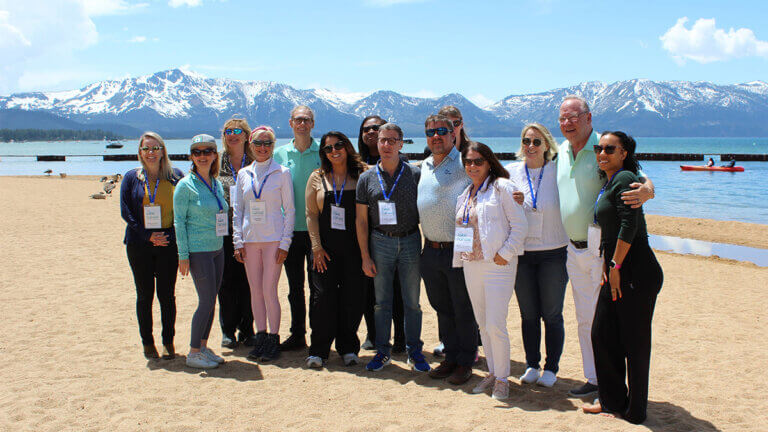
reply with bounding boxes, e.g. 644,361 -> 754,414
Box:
407,351 -> 431,372
366,352 -> 391,371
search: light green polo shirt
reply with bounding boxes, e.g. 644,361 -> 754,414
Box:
556,131 -> 603,242
272,138 -> 321,232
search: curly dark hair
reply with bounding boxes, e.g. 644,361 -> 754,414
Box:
320,131 -> 367,180
598,131 -> 642,179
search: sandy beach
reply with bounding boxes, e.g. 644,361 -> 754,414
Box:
0,175 -> 766,432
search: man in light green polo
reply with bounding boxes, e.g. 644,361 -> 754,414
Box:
272,105 -> 321,351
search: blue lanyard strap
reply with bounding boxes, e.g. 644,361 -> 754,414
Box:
524,161 -> 546,210
462,186 -> 474,225
193,172 -> 223,211
332,173 -> 347,207
143,170 -> 160,204
376,162 -> 405,201
249,169 -> 272,200
228,153 -> 247,182
593,169 -> 623,223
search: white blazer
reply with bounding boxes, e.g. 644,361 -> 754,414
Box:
232,158 -> 295,251
452,177 -> 528,268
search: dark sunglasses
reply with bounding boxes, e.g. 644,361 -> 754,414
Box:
251,140 -> 274,148
452,119 -> 462,127
362,124 -> 380,133
191,148 -> 216,156
224,128 -> 243,135
322,142 -> 346,153
593,144 -> 618,155
463,157 -> 486,167
522,138 -> 542,147
425,127 -> 449,137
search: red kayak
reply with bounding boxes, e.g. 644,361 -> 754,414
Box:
680,165 -> 744,172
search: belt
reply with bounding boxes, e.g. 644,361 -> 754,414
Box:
374,227 -> 418,238
570,239 -> 588,249
424,239 -> 453,249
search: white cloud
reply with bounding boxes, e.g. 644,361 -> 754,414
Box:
129,35 -> 147,43
468,93 -> 494,108
660,17 -> 768,64
365,0 -> 429,7
169,0 -> 202,7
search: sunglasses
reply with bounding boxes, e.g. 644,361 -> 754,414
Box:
224,128 -> 243,135
251,140 -> 274,148
425,127 -> 449,137
322,142 -> 346,153
452,119 -> 462,127
593,144 -> 618,155
191,148 -> 216,156
522,138 -> 542,147
140,145 -> 162,152
463,157 -> 486,167
292,117 -> 313,124
362,124 -> 380,133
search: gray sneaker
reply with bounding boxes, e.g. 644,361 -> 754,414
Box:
202,347 -> 225,364
186,351 -> 218,369
342,353 -> 360,366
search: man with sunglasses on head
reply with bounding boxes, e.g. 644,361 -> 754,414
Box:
272,105 -> 322,351
554,95 -> 655,398
417,114 -> 477,385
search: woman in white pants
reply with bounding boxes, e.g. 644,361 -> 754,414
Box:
453,141 -> 527,400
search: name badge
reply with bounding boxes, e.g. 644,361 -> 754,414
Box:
378,201 -> 397,225
587,224 -> 601,257
216,211 -> 228,237
525,209 -> 544,240
331,205 -> 345,230
229,185 -> 237,207
454,226 -> 474,252
249,200 -> 267,225
143,205 -> 162,229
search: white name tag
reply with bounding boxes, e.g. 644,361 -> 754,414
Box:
331,205 -> 345,230
378,201 -> 397,225
525,209 -> 544,240
229,185 -> 237,207
587,224 -> 601,257
249,200 -> 267,225
143,205 -> 162,229
454,226 -> 474,252
216,211 -> 228,237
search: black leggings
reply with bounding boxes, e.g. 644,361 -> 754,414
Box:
126,243 -> 178,346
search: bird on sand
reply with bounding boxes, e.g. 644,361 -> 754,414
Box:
103,180 -> 116,194
44,169 -> 53,176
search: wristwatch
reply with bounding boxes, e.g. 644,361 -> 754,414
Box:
609,260 -> 622,270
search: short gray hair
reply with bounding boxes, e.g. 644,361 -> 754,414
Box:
562,94 -> 590,113
290,105 -> 314,120
378,123 -> 403,140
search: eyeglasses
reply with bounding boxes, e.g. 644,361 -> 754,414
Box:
522,138 -> 542,147
378,137 -> 400,146
463,157 -> 486,167
593,145 -> 618,155
425,127 -> 449,137
291,116 -> 313,124
452,119 -> 462,127
322,142 -> 346,153
558,112 -> 586,124
224,128 -> 243,135
251,140 -> 274,148
141,146 -> 162,152
191,148 -> 216,156
362,124 -> 380,133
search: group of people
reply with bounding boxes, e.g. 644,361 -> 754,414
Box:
120,96 -> 663,424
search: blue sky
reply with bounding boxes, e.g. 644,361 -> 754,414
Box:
2,0 -> 767,105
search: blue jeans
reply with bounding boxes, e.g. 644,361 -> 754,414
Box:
514,246 -> 567,373
370,231 -> 423,356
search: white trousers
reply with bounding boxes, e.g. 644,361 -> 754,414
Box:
566,243 -> 603,385
463,259 -> 517,380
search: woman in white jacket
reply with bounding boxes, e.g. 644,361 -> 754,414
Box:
232,126 -> 295,363
453,141 -> 527,401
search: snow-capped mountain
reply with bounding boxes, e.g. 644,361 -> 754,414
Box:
1,69 -> 767,137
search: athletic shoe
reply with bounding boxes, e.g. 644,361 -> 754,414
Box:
361,339 -> 375,350
407,351 -> 431,372
279,333 -> 306,351
306,356 -> 324,368
432,342 -> 445,357
202,347 -> 225,364
472,374 -> 496,394
342,353 -> 360,366
568,382 -> 599,397
519,367 -> 540,384
492,379 -> 509,400
260,334 -> 281,362
428,360 -> 457,379
221,333 -> 237,349
143,345 -> 159,359
186,351 -> 218,369
245,332 -> 268,361
366,352 -> 391,371
537,370 -> 557,388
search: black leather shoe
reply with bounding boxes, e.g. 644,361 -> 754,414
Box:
568,382 -> 599,397
447,365 -> 473,385
428,360 -> 457,379
221,334 -> 238,349
279,333 -> 306,351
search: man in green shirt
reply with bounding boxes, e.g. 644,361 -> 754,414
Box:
272,105 -> 321,351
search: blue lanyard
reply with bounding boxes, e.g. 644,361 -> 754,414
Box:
143,170 -> 159,204
332,173 -> 347,207
462,177 -> 488,225
524,162 -> 545,210
193,172 -> 223,211
593,169 -> 623,223
376,162 -> 405,201
249,170 -> 272,200
228,153 -> 247,182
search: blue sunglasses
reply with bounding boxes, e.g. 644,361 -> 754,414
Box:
425,127 -> 449,137
224,128 -> 244,135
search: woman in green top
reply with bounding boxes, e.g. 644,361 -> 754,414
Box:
583,131 -> 663,424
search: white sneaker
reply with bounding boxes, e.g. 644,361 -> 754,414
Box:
432,342 -> 445,357
342,353 -> 360,366
186,351 -> 218,369
536,370 -> 557,387
361,339 -> 374,350
306,356 -> 324,368
492,379 -> 509,400
202,347 -> 225,364
519,367 -> 540,384
472,374 -> 496,394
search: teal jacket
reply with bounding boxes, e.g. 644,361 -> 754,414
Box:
173,172 -> 228,259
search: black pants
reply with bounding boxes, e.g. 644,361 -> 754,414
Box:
308,249 -> 365,359
126,242 -> 178,346
363,275 -> 405,346
217,235 -> 254,339
285,231 -> 313,337
420,245 -> 477,366
592,261 -> 662,425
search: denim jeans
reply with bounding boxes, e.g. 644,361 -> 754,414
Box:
370,230 -> 423,356
514,246 -> 567,373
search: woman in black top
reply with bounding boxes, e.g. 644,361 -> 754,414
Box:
583,131 -> 663,424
